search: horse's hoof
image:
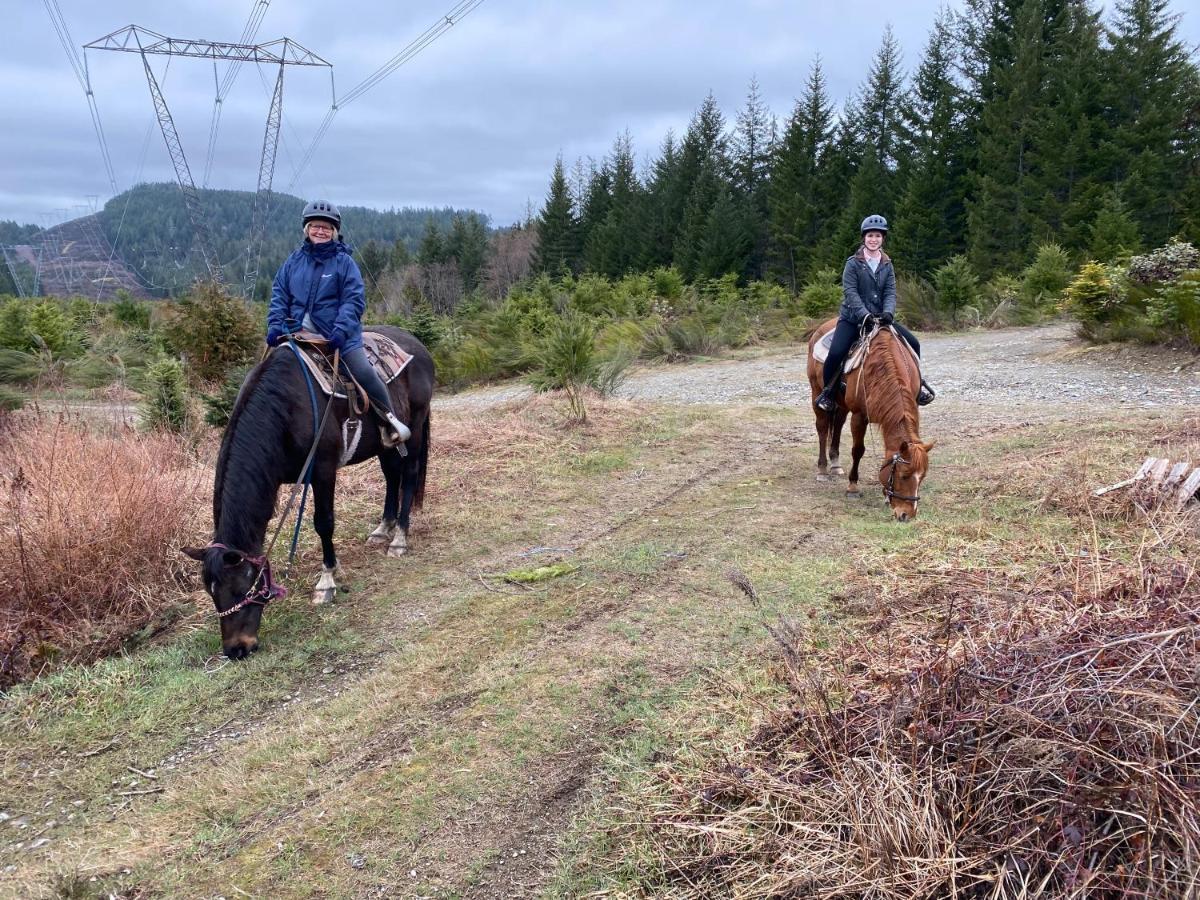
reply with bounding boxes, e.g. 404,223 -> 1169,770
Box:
366,533 -> 390,545
830,466 -> 845,476
386,545 -> 408,559
846,489 -> 861,498
816,473 -> 830,482
312,588 -> 336,605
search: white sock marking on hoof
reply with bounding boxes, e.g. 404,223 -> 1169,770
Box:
367,521 -> 394,544
387,532 -> 408,558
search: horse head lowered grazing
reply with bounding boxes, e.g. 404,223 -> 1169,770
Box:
183,326 -> 434,659
806,319 -> 934,521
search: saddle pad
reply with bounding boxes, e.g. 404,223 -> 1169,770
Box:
285,331 -> 412,399
811,326 -> 919,375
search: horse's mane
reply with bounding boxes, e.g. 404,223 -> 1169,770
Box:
212,351 -> 296,551
862,329 -> 920,444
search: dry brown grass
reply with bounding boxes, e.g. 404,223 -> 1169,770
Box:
0,414 -> 209,686
633,508 -> 1200,898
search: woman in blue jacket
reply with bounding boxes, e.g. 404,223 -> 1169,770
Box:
267,200 -> 410,445
814,214 -> 936,412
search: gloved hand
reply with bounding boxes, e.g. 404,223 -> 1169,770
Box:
861,313 -> 874,328
266,325 -> 285,346
878,311 -> 894,326
327,328 -> 346,352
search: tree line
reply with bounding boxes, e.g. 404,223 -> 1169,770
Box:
532,0 -> 1200,290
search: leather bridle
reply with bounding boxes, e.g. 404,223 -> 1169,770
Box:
882,452 -> 921,504
205,542 -> 288,618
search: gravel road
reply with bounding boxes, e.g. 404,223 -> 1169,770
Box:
437,322 -> 1199,423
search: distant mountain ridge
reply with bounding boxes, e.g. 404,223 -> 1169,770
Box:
95,183 -> 486,297
0,184 -> 485,299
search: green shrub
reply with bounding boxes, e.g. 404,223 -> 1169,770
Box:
666,315 -> 721,358
596,319 -> 651,359
28,302 -> 73,355
160,282 -> 260,384
0,300 -> 32,351
1020,243 -> 1073,311
529,314 -> 598,421
112,295 -> 152,331
981,275 -> 1024,326
0,348 -> 43,385
799,268 -> 842,318
139,357 -> 189,433
1088,192 -> 1141,262
652,267 -> 685,301
203,363 -> 252,428
572,274 -> 630,318
745,280 -> 790,315
933,255 -> 981,326
1147,271 -> 1200,348
386,303 -> 443,351
1064,262 -> 1126,336
0,384 -> 24,412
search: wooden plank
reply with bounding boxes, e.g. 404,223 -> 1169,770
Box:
1163,461 -> 1190,490
1148,458 -> 1172,484
1175,468 -> 1200,509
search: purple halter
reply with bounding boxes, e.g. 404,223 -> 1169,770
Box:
205,542 -> 288,618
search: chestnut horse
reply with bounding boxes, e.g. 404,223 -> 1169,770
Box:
806,319 -> 934,521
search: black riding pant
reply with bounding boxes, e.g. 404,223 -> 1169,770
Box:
822,320 -> 922,389
340,346 -> 396,419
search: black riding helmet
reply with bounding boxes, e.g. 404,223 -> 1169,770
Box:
302,200 -> 341,229
860,214 -> 888,234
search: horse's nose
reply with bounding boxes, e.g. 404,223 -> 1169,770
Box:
896,510 -> 910,523
223,636 -> 260,660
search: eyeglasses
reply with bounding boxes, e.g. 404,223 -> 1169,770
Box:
307,223 -> 334,233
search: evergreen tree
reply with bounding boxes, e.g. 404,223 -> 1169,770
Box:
1088,189 -> 1142,260
446,213 -> 489,292
964,0 -> 1052,275
586,132 -> 644,277
389,239 -> 411,270
699,187 -> 754,279
417,218 -> 446,266
1103,0 -> 1200,246
533,155 -> 579,274
356,240 -> 390,291
576,160 -> 612,271
731,77 -> 775,280
860,25 -> 912,182
893,8 -> 970,275
672,94 -> 730,277
640,131 -> 684,270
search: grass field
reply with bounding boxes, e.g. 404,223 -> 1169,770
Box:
1,388 -> 1196,898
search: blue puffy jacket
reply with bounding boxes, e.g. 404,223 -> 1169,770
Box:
267,239 -> 366,352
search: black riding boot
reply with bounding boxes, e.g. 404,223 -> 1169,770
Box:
918,378 -> 936,406
815,379 -> 839,413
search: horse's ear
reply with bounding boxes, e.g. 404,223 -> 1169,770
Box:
221,550 -> 245,568
899,439 -> 911,457
922,439 -> 937,453
181,546 -> 206,562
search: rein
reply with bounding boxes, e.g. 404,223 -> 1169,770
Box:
883,451 -> 921,503
209,338 -> 341,619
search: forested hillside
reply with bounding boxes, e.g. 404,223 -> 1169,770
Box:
95,183 -> 483,297
531,0 -> 1200,288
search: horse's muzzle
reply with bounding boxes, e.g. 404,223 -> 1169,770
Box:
223,639 -> 260,660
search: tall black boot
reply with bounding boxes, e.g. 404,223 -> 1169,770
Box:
815,379 -> 839,412
917,378 -> 936,406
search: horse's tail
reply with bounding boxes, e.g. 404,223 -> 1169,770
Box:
413,410 -> 430,509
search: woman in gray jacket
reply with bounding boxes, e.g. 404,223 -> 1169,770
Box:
814,214 -> 936,412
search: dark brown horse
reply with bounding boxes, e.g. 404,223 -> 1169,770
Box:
806,319 -> 934,521
183,326 -> 434,659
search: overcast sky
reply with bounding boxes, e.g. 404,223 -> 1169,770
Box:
5,1 -> 1198,228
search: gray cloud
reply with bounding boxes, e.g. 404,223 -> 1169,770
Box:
5,1 -> 1199,227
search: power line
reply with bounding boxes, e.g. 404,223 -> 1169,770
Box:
43,0 -> 118,194
203,0 -> 272,187
287,0 -> 486,191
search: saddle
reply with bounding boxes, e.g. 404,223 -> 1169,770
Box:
811,325 -> 920,374
283,330 -> 413,403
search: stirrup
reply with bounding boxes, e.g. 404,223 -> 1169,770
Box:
917,381 -> 936,406
381,412 -> 411,446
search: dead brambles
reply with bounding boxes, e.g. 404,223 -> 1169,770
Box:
631,553 -> 1200,898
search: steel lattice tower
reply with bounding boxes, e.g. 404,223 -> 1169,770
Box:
85,26 -> 332,288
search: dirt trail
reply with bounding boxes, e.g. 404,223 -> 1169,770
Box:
439,321 -> 1200,423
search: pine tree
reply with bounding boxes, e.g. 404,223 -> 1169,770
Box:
860,25 -> 912,183
1088,189 -> 1142,260
698,187 -> 754,279
640,131 -> 683,270
731,77 -> 775,280
769,61 -> 836,288
446,213 -> 489,292
417,218 -> 446,266
532,155 -> 579,274
964,0 -> 1051,275
1103,0 -> 1200,246
577,160 -> 612,272
587,132 -> 644,277
892,8 -> 970,275
672,94 -> 730,277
